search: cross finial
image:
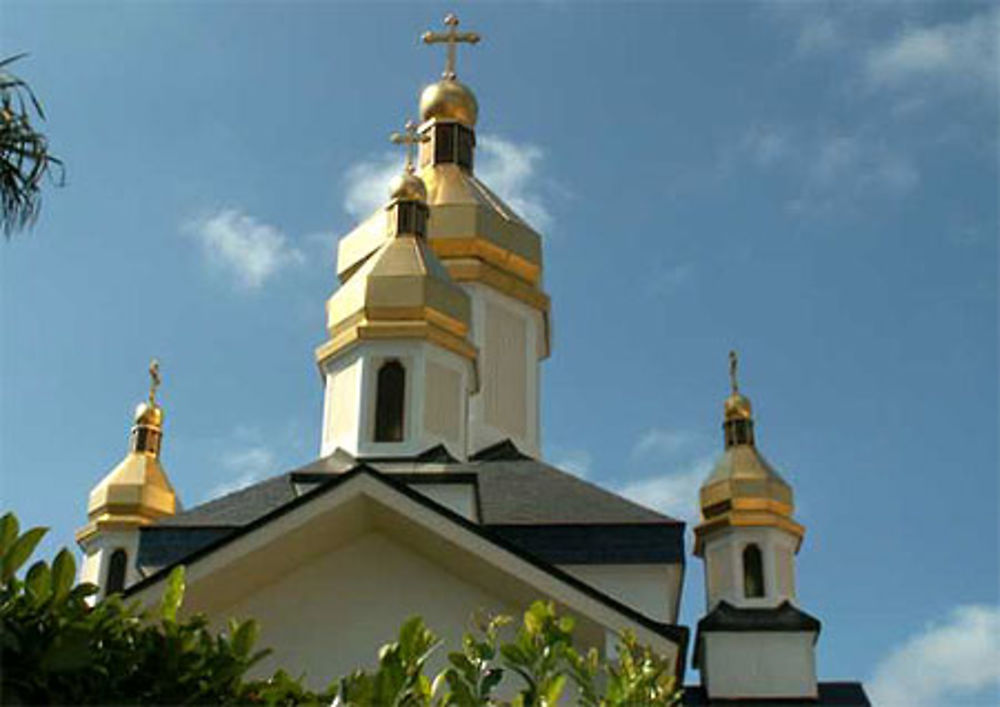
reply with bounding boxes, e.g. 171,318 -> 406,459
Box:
148,358 -> 161,404
390,120 -> 429,172
422,13 -> 481,80
728,350 -> 739,394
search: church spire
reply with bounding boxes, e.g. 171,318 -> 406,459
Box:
386,120 -> 430,238
130,358 -> 165,457
723,350 -> 755,448
76,359 -> 178,596
418,14 -> 481,169
692,352 -> 822,700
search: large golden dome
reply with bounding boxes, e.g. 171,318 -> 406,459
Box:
420,79 -> 478,126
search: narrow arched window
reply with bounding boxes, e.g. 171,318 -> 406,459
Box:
374,360 -> 405,442
107,548 -> 128,594
743,544 -> 765,598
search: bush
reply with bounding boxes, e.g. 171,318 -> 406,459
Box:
1,512 -> 680,705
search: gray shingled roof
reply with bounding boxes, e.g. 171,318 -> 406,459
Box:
139,443 -> 684,573
158,448 -> 676,528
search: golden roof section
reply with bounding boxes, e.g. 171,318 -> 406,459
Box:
334,164 -> 551,359
319,232 -> 475,364
77,453 -> 177,543
77,361 -> 178,545
694,352 -> 804,554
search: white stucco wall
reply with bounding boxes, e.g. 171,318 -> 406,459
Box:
78,529 -> 141,600
320,341 -> 473,460
464,284 -> 542,458
702,526 -> 799,610
702,631 -> 818,699
559,563 -> 682,623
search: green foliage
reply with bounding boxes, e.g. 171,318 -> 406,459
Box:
340,601 -> 681,707
1,511 -> 680,706
0,511 -> 309,705
0,55 -> 64,238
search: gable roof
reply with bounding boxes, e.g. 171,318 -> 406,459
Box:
160,442 -> 675,528
141,444 -> 683,573
127,464 -> 689,681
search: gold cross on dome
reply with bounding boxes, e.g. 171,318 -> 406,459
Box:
728,350 -> 740,394
422,13 -> 480,80
390,120 -> 428,172
148,358 -> 161,403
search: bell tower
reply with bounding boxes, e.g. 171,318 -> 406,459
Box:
76,360 -> 178,598
334,15 -> 550,459
316,122 -> 477,460
692,352 -> 821,700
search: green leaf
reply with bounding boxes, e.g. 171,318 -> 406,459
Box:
25,560 -> 51,601
542,673 -> 567,706
0,512 -> 18,556
51,547 -> 75,601
232,619 -> 259,658
160,565 -> 186,622
1,525 -> 46,581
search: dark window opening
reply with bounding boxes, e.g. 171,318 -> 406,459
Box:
434,125 -> 456,165
374,360 -> 406,442
107,548 -> 128,595
457,126 -> 475,170
743,544 -> 765,598
432,123 -> 475,170
393,202 -> 428,238
724,420 -> 754,448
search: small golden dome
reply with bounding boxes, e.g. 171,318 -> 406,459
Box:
134,401 -> 164,428
388,171 -> 428,203
724,392 -> 752,421
420,79 -> 478,126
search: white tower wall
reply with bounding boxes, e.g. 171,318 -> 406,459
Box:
321,340 -> 474,460
463,283 -> 543,458
703,526 -> 799,610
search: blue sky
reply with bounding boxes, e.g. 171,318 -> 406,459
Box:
2,2 -> 997,704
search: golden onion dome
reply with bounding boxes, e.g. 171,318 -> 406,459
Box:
724,392 -> 752,421
134,401 -> 164,428
388,170 -> 428,203
420,79 -> 478,126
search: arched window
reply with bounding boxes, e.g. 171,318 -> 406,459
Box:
107,548 -> 128,595
374,360 -> 405,442
743,544 -> 765,598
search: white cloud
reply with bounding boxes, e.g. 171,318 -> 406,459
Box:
744,130 -> 920,216
796,15 -> 843,55
205,446 -> 277,501
188,209 -> 304,290
342,152 -> 398,222
621,428 -> 714,522
869,604 -> 1000,706
810,135 -> 918,197
552,448 -> 592,479
743,126 -> 792,169
477,135 -> 553,233
631,428 -> 697,460
866,10 -> 999,91
340,134 -> 556,233
619,454 -> 714,524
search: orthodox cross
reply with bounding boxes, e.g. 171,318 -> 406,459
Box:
148,358 -> 161,403
729,350 -> 739,394
390,120 -> 428,172
422,13 -> 480,80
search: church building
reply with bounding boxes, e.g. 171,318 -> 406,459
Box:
76,15 -> 868,705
